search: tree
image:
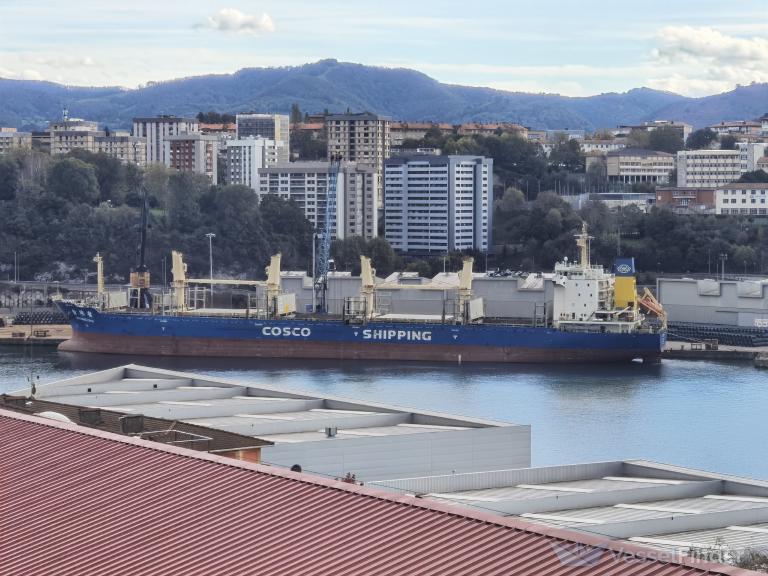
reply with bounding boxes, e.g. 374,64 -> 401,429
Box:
648,126 -> 683,154
549,137 -> 584,172
737,170 -> 768,183
48,157 -> 100,204
290,103 -> 302,125
627,129 -> 650,149
0,157 -> 19,201
720,135 -> 738,150
685,128 -> 717,150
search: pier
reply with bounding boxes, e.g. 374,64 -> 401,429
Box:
0,325 -> 71,347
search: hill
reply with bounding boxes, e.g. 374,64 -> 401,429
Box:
0,60 -> 764,130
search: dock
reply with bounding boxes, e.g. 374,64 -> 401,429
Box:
0,324 -> 71,347
664,340 -> 768,366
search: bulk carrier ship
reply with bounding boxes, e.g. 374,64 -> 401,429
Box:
57,224 -> 667,364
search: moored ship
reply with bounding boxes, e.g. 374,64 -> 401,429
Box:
57,224 -> 667,363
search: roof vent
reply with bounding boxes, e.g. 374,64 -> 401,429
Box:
79,408 -> 103,426
120,414 -> 144,435
325,426 -> 338,438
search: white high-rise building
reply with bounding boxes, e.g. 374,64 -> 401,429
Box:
257,161 -> 378,240
677,143 -> 768,187
133,116 -> 199,165
225,137 -> 288,190
384,155 -> 492,253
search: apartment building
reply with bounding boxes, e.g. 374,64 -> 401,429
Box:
384,155 -> 492,254
606,148 -> 675,183
709,120 -> 762,136
236,113 -> 289,143
133,116 -> 199,165
94,133 -> 147,166
49,118 -> 101,155
165,133 -> 219,183
326,112 -> 390,207
655,187 -> 715,214
457,123 -> 527,138
716,183 -> 768,216
257,161 -> 379,240
580,138 -> 627,154
0,128 -> 32,155
761,113 -> 768,137
614,120 -> 692,142
676,143 -> 767,187
225,137 -> 287,190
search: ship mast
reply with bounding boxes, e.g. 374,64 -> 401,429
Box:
575,222 -> 592,268
129,185 -> 152,309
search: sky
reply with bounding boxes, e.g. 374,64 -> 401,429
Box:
0,0 -> 766,97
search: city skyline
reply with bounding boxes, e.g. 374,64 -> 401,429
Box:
0,0 -> 766,97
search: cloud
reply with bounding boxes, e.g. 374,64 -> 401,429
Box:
647,26 -> 768,95
201,8 -> 275,35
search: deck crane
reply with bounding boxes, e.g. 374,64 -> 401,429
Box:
314,155 -> 342,312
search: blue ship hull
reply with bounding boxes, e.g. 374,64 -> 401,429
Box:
57,302 -> 665,363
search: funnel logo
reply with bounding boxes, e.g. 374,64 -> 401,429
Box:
616,264 -> 632,274
550,542 -> 605,567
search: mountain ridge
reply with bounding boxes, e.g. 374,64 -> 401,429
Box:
0,59 -> 765,131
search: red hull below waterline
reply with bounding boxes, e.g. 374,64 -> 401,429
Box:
59,332 -> 661,364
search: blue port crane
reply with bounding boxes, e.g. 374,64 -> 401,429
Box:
315,155 -> 342,312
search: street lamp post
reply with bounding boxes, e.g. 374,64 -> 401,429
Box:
719,253 -> 728,281
205,233 -> 216,282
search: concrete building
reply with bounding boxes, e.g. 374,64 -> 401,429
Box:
581,138 -> 627,154
606,148 -> 675,184
656,187 -> 715,214
677,144 -> 768,188
3,409 -> 738,576
384,155 -> 492,253
389,122 -> 435,147
615,120 -> 692,142
715,183 -> 768,216
225,137 -> 287,189
658,277 -> 768,327
457,123 -> 527,139
0,128 -> 32,155
761,113 -> 768,137
94,133 -> 147,166
257,161 -> 379,240
13,364 -> 531,482
235,113 -> 290,144
132,116 -> 199,165
371,460 -> 768,560
709,120 -> 762,136
50,118 -> 101,155
326,112 -> 390,206
165,133 -> 219,182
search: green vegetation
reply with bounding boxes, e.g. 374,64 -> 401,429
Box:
685,127 -> 717,149
196,111 -> 235,124
494,189 -> 768,277
0,149 -> 314,283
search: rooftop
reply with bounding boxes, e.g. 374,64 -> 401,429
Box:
607,147 -> 674,157
371,460 -> 768,560
0,409 -> 754,576
13,365 -> 530,480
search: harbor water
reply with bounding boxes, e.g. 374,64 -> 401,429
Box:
1,347 -> 766,480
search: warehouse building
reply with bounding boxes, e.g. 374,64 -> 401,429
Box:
371,460 -> 768,561
2,409 -> 749,576
658,277 -> 768,328
14,364 -> 531,482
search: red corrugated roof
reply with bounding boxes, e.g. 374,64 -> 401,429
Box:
0,409 -> 757,576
